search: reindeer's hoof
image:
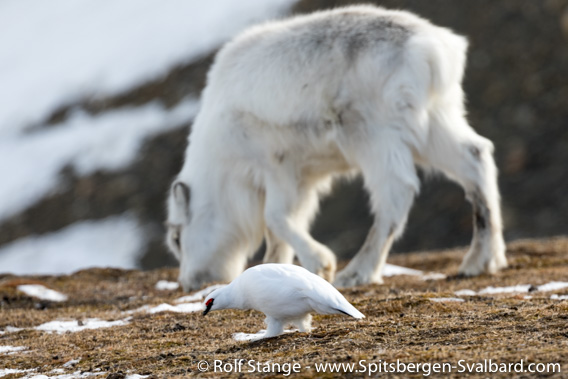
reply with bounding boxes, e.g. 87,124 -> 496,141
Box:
307,250 -> 337,283
458,254 -> 508,277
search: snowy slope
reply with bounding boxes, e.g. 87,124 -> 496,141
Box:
0,216 -> 143,275
0,0 -> 295,135
0,99 -> 199,222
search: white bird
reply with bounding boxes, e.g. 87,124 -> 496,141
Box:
203,263 -> 364,339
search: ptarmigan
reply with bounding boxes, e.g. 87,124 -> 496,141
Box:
203,263 -> 364,339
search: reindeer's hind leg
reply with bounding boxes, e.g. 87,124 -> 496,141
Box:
334,130 -> 419,287
419,114 -> 507,276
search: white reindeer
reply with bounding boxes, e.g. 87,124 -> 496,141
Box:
166,5 -> 507,291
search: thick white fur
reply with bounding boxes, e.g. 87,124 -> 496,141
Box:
166,5 -> 507,291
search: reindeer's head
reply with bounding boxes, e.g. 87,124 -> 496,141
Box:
166,180 -> 207,291
166,180 -> 242,291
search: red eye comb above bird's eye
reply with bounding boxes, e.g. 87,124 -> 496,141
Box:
206,298 -> 214,306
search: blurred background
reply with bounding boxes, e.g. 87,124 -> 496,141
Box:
1,0 -> 567,275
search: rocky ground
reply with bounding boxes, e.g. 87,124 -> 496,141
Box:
1,237 -> 567,378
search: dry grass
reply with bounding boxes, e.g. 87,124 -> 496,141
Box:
1,237 -> 568,378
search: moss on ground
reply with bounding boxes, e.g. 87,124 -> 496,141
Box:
1,238 -> 567,378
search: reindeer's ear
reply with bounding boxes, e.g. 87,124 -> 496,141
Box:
172,181 -> 191,211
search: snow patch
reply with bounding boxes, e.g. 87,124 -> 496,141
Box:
0,216 -> 143,275
62,359 -> 80,368
479,284 -> 533,295
126,284 -> 227,314
0,346 -> 27,355
0,0 -> 295,135
0,326 -> 23,335
35,318 -> 130,334
0,99 -> 198,222
430,298 -> 465,303
421,272 -> 447,280
233,329 -> 294,342
550,294 -> 568,300
132,302 -> 203,315
24,371 -> 104,379
17,285 -> 68,302
381,264 -> 445,280
454,289 -> 477,296
454,281 -> 568,297
537,281 -> 568,292
155,280 -> 179,291
0,368 -> 35,377
382,264 -> 423,277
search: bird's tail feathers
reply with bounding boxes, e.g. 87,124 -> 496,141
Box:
335,305 -> 365,319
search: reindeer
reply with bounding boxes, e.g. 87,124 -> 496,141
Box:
166,5 -> 507,291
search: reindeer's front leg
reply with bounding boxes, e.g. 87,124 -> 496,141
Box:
263,227 -> 294,264
263,172 -> 336,282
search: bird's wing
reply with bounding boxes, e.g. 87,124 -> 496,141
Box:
302,280 -> 364,318
238,264 -> 313,314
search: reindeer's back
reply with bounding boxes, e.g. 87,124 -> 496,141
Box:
198,5 -> 467,147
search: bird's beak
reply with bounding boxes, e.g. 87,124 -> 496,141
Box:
203,302 -> 213,316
